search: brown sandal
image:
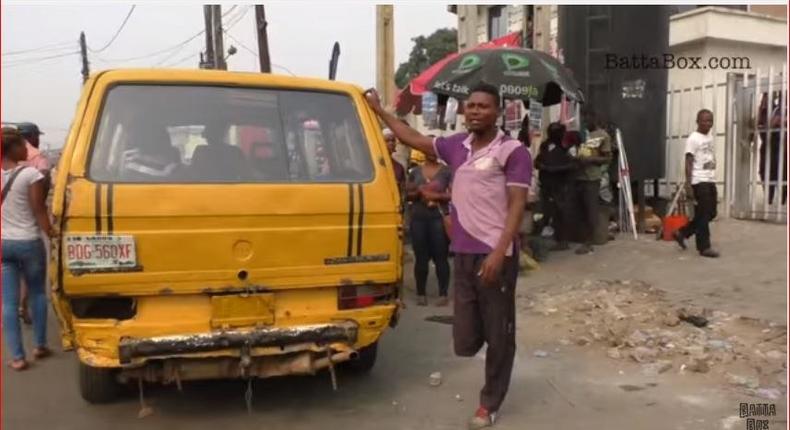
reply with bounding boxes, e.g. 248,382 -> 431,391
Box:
33,347 -> 52,360
9,359 -> 29,371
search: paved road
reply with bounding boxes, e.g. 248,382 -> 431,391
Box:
3,219 -> 786,430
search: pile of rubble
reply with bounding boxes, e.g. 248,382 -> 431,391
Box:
523,280 -> 787,399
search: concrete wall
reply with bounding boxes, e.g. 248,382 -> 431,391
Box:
532,5 -> 553,54
507,5 -> 525,34
748,4 -> 787,19
455,5 -> 477,51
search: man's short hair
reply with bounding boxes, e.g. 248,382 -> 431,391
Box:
696,109 -> 713,120
469,82 -> 501,108
2,127 -> 24,154
547,121 -> 566,140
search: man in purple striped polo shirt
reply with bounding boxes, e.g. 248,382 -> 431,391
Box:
366,83 -> 531,430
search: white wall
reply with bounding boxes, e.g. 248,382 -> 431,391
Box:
670,7 -> 787,49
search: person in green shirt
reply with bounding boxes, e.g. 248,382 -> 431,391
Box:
572,112 -> 612,255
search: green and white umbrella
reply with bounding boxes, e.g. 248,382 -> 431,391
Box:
425,47 -> 584,105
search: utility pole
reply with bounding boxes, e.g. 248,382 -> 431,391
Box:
375,6 -> 409,168
79,31 -> 90,84
254,5 -> 271,73
201,5 -> 215,69
375,5 -> 395,107
212,5 -> 227,70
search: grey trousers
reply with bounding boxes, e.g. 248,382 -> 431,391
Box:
452,252 -> 518,412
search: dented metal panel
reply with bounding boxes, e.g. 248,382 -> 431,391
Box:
118,322 -> 358,364
120,350 -> 355,382
210,293 -> 276,328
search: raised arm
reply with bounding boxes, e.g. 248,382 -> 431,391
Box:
364,89 -> 436,157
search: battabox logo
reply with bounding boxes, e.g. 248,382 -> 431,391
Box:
739,403 -> 777,430
605,53 -> 751,70
740,403 -> 777,418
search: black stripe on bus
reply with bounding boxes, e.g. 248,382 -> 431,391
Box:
106,184 -> 114,234
356,184 -> 364,256
94,184 -> 102,234
346,183 -> 354,257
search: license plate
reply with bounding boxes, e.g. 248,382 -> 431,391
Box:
211,294 -> 275,329
65,235 -> 138,271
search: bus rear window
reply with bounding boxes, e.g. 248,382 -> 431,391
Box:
88,85 -> 374,183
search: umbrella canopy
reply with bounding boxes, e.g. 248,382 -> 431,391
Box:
394,32 -> 521,116
425,47 -> 584,106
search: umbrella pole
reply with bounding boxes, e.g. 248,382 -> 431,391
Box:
500,98 -> 507,132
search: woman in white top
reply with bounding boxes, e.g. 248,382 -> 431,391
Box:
1,127 -> 54,370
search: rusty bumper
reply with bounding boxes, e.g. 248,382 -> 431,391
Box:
118,322 -> 358,364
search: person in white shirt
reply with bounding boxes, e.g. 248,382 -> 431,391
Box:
17,122 -> 51,326
1,127 -> 55,371
673,109 -> 720,258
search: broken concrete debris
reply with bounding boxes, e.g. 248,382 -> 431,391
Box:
685,356 -> 710,373
642,360 -> 673,376
678,314 -> 709,328
630,346 -> 658,364
525,279 -> 787,394
752,388 -> 782,400
724,372 -> 759,389
663,312 -> 681,327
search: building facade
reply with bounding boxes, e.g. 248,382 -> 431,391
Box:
450,5 -> 558,56
450,4 -> 788,185
665,6 -> 788,186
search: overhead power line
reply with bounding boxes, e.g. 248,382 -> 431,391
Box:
89,5 -> 136,53
271,64 -> 296,76
152,5 -> 246,67
223,30 -> 296,76
161,48 -> 203,68
3,42 -> 74,57
224,5 -> 251,32
224,31 -> 257,57
95,30 -> 203,63
2,50 -> 80,69
95,5 -> 238,64
2,41 -> 74,57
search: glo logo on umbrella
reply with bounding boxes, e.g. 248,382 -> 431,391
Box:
453,54 -> 481,74
502,53 -> 531,77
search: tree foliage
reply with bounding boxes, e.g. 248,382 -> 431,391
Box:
395,28 -> 457,89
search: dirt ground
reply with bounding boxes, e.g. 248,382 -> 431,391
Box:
2,218 -> 787,430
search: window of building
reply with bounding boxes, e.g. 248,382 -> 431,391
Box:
524,5 -> 534,48
488,5 -> 508,40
